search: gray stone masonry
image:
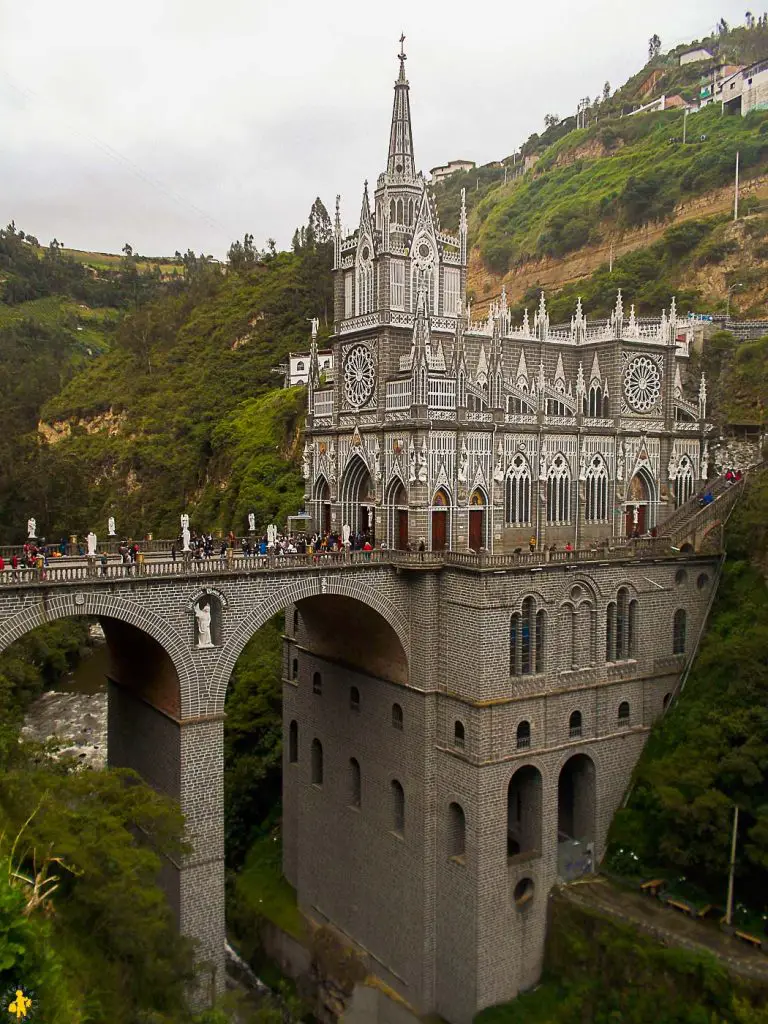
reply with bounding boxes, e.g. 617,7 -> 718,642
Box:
0,551 -> 717,1021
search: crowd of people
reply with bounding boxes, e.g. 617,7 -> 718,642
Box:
175,529 -> 377,561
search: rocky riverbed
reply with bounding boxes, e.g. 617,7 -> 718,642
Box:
22,689 -> 107,768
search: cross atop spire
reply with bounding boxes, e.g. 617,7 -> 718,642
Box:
387,35 -> 415,180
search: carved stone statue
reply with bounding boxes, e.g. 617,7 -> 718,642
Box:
27,517 -> 36,539
538,447 -> 547,482
667,452 -> 679,481
458,444 -> 468,484
328,442 -> 337,483
701,441 -> 709,480
408,445 -> 417,484
182,525 -> 191,552
493,442 -> 504,483
579,450 -> 589,482
342,523 -> 351,546
302,442 -> 311,480
181,513 -> 189,531
373,441 -> 382,483
108,516 -> 116,537
616,442 -> 625,482
310,316 -> 320,339
195,599 -> 213,648
248,512 -> 256,533
417,443 -> 428,484
267,524 -> 278,546
86,531 -> 97,556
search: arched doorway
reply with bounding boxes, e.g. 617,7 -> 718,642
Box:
468,488 -> 486,552
557,753 -> 596,880
625,467 -> 656,538
507,765 -> 542,859
340,455 -> 376,542
431,488 -> 450,552
313,475 -> 331,535
387,477 -> 409,550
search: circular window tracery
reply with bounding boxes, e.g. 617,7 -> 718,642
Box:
343,345 -> 376,408
623,356 -> 661,413
418,242 -> 431,259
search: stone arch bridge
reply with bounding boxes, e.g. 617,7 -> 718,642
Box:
0,542 -> 722,1021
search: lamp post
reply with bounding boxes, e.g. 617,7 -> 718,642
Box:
726,282 -> 743,319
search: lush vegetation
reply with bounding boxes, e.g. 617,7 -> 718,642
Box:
607,469 -> 768,916
475,895 -> 768,1023
471,105 -> 768,272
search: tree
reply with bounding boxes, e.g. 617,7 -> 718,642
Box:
227,232 -> 258,271
745,10 -> 755,28
307,197 -> 332,246
543,113 -> 559,129
648,34 -> 661,60
717,16 -> 730,34
602,81 -> 611,102
122,242 -> 133,258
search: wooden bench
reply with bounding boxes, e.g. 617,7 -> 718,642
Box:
641,878 -> 666,897
735,930 -> 763,950
664,897 -> 696,917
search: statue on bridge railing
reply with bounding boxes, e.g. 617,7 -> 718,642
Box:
248,512 -> 256,533
86,531 -> 97,556
108,517 -> 116,537
27,517 -> 36,540
181,514 -> 191,553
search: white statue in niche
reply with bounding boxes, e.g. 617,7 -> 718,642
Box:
458,444 -> 468,484
86,531 -> 97,556
616,441 -> 625,482
493,442 -> 504,483
27,517 -> 36,539
195,599 -> 213,648
108,516 -> 116,537
182,525 -> 191,552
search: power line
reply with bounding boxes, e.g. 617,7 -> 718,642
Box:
0,69 -> 233,241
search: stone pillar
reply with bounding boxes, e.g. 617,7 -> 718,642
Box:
107,682 -> 225,1007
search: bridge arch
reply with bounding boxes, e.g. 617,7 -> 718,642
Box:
209,573 -> 411,709
0,590 -> 198,713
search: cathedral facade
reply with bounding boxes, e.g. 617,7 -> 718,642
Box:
284,44 -> 717,1024
302,46 -> 709,554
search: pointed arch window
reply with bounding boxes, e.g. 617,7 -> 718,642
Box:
587,384 -> 603,417
391,779 -> 405,835
546,454 -> 571,525
349,757 -> 362,808
674,456 -> 695,507
505,454 -> 532,526
585,455 -> 609,523
390,260 -> 405,310
673,609 -> 687,655
356,254 -> 374,315
616,587 -> 630,660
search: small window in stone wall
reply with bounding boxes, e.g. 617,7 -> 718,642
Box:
513,877 -> 534,907
313,671 -> 322,695
569,710 -> 583,738
350,686 -> 360,712
292,658 -> 298,681
675,568 -> 687,586
392,703 -> 404,730
697,573 -> 709,590
391,780 -> 405,835
448,802 -> 466,860
516,720 -> 531,749
311,738 -> 323,785
663,691 -> 672,710
672,609 -> 687,655
349,757 -> 361,808
293,608 -> 300,633
617,701 -> 630,727
289,721 -> 298,763
454,720 -> 465,749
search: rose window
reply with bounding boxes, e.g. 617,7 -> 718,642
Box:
343,345 -> 375,408
623,356 -> 661,412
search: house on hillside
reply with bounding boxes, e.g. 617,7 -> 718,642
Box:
430,159 -> 475,184
679,46 -> 714,66
286,350 -> 334,388
719,58 -> 768,115
700,63 -> 745,105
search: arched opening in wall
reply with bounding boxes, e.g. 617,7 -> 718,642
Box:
663,691 -> 673,710
311,739 -> 324,785
673,609 -> 687,655
0,613 -> 186,932
340,456 -> 376,542
507,765 -> 542,859
516,720 -> 531,750
313,475 -> 332,536
289,721 -> 299,763
391,779 -> 405,836
674,456 -> 695,508
392,702 -> 404,730
454,720 -> 466,750
387,477 -> 409,550
431,488 -> 450,552
625,467 -> 656,537
448,802 -> 466,860
557,753 -> 596,849
468,488 -> 486,552
513,876 -> 534,907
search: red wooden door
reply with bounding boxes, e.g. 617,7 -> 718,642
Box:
469,508 -> 484,552
397,510 -> 409,550
432,509 -> 447,551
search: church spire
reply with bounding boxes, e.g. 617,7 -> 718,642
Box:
387,35 -> 416,180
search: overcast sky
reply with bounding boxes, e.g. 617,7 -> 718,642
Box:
0,0 -> 750,258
